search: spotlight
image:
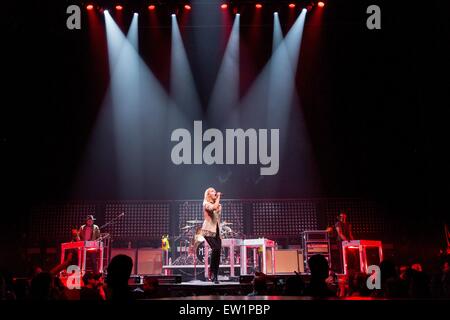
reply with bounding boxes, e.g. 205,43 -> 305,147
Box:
115,5 -> 123,11
288,3 -> 296,9
255,3 -> 262,9
86,4 -> 94,11
221,3 -> 228,10
184,4 -> 192,10
148,5 -> 156,11
318,1 -> 325,7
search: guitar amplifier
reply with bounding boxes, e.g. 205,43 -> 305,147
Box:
303,231 -> 329,241
301,231 -> 331,271
306,243 -> 330,253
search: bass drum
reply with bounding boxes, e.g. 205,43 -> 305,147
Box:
195,239 -> 228,265
196,242 -> 205,263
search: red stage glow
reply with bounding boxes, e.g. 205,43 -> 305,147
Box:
115,5 -> 123,11
318,1 -> 325,8
86,4 -> 94,11
221,4 -> 228,10
255,3 -> 262,9
184,4 -> 192,10
148,5 -> 156,11
288,3 -> 296,9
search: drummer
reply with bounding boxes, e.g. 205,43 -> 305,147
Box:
220,221 -> 232,237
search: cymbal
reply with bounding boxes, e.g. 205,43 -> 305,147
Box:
180,225 -> 194,230
186,220 -> 203,224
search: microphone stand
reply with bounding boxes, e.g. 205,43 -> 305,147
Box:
100,212 -> 125,230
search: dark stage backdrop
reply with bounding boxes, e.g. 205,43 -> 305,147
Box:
5,0 -> 448,202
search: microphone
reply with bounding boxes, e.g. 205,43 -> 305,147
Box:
120,212 -> 125,217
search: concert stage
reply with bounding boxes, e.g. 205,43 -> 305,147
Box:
128,273 -> 315,298
3,0 -> 449,309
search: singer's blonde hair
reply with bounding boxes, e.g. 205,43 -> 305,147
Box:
203,187 -> 215,204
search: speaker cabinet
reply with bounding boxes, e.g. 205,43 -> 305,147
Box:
110,248 -> 137,274
267,249 -> 304,274
137,248 -> 162,275
298,250 -> 305,273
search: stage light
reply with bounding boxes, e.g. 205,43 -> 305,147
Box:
208,13 -> 240,123
115,5 -> 123,11
318,1 -> 325,7
148,5 -> 156,11
86,4 -> 94,11
184,4 -> 192,10
289,3 -> 296,9
273,11 -> 283,51
255,3 -> 262,9
221,3 -> 228,10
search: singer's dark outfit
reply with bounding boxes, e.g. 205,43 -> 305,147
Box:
201,202 -> 222,281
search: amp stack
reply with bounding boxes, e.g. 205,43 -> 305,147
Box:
301,230 -> 331,271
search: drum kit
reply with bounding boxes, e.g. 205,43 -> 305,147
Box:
171,219 -> 240,266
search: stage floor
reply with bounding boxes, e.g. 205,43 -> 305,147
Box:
171,281 -> 241,286
156,280 -> 253,297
